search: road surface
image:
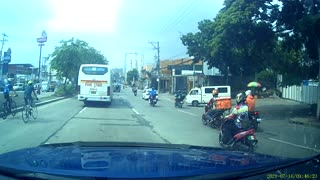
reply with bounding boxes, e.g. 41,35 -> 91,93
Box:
0,89 -> 318,159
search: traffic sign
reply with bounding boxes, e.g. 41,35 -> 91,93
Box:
37,37 -> 47,43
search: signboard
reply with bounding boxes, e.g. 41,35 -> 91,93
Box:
37,31 -> 48,43
181,70 -> 202,75
37,37 -> 47,43
3,52 -> 11,63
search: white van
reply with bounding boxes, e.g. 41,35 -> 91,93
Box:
184,86 -> 231,106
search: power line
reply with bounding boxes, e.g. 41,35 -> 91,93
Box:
150,0 -> 192,39
151,0 -> 194,39
165,1 -> 201,33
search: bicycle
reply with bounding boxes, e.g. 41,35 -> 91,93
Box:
0,94 -> 18,120
22,98 -> 38,123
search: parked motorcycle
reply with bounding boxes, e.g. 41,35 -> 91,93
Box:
201,105 -> 225,129
174,93 -> 185,108
149,94 -> 158,107
219,118 -> 258,152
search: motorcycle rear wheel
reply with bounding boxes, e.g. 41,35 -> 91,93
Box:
233,140 -> 254,152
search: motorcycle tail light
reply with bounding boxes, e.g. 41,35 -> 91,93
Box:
254,111 -> 259,115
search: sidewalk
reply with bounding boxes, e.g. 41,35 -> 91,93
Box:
288,117 -> 320,128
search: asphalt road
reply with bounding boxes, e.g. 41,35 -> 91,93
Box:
0,89 -> 318,159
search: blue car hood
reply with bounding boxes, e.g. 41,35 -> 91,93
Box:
0,142 -> 296,178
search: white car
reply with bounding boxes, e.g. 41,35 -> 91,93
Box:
142,88 -> 158,100
13,83 -> 24,91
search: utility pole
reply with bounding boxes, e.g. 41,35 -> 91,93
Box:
149,41 -> 160,93
0,33 -> 8,77
37,31 -> 47,82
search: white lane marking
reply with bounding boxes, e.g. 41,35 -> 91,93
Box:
268,137 -> 320,153
132,108 -> 139,115
177,109 -> 197,116
79,107 -> 87,113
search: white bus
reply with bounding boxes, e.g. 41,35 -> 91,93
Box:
77,64 -> 113,105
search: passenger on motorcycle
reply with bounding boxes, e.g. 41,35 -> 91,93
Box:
223,92 -> 249,144
205,89 -> 219,121
245,90 -> 255,112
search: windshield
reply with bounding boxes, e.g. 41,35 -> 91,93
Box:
0,0 -> 319,179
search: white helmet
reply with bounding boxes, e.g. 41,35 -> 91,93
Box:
245,90 -> 252,96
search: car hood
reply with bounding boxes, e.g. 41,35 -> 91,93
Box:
0,142 -> 298,179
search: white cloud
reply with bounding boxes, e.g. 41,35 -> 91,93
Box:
47,0 -> 122,33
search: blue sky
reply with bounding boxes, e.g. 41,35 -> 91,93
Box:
0,0 -> 224,69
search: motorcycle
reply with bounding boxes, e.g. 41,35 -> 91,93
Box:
219,118 -> 258,152
201,105 -> 225,129
149,94 -> 158,107
243,111 -> 262,131
133,89 -> 137,96
174,94 -> 185,108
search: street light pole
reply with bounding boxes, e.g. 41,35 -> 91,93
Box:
38,43 -> 44,81
0,33 -> 8,77
37,30 -> 47,82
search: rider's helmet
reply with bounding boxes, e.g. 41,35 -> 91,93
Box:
236,92 -> 246,104
28,80 -> 33,85
245,90 -> 252,96
212,89 -> 219,97
152,87 -> 155,91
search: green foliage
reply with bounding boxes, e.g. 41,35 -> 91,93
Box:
181,0 -> 277,80
256,70 -> 276,88
275,0 -> 320,82
50,38 -> 107,89
181,0 -> 320,86
126,69 -> 139,84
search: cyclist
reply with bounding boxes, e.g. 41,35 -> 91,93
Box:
3,79 -> 18,112
24,81 -> 39,108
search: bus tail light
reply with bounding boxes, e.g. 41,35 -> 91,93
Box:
77,85 -> 80,94
107,87 -> 110,96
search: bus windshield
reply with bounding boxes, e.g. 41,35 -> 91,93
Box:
82,67 -> 108,75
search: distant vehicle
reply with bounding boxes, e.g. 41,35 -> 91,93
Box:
41,82 -> 49,92
49,81 -> 56,92
184,86 -> 231,107
78,64 -> 113,105
13,83 -> 25,91
113,83 -> 121,92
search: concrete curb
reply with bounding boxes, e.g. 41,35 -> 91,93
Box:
13,97 -> 68,113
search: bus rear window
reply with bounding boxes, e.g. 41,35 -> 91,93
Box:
82,67 -> 108,75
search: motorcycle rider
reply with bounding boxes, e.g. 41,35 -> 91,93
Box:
223,92 -> 249,145
175,90 -> 185,105
149,87 -> 157,103
245,90 -> 256,120
132,83 -> 137,94
205,89 -> 219,121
